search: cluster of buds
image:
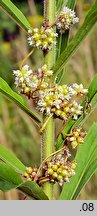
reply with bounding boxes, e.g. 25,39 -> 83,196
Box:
37,84 -> 88,120
27,6 -> 79,52
57,6 -> 79,32
28,27 -> 58,51
23,148 -> 77,187
23,167 -> 40,181
66,128 -> 86,149
23,126 -> 86,186
42,149 -> 77,186
13,64 -> 53,98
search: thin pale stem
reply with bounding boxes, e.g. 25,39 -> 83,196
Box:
39,114 -> 53,134
58,33 -> 62,58
20,48 -> 35,70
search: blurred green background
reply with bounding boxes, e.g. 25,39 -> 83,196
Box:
0,0 -> 97,200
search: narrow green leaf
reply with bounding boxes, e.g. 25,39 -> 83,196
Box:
60,123 -> 97,200
0,162 -> 23,191
0,162 -> 49,199
71,143 -> 97,199
87,74 -> 97,102
0,0 -> 31,31
67,0 -> 77,9
0,180 -> 17,192
73,91 -> 97,128
56,31 -> 69,84
53,1 -> 97,80
73,158 -> 97,199
56,74 -> 97,150
0,78 -> 41,126
56,0 -> 66,15
0,144 -> 26,173
57,0 -> 77,14
19,181 -> 49,200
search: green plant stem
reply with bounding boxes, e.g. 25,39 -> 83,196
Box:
42,0 -> 56,200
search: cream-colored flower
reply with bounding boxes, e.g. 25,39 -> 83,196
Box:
57,6 -> 79,32
28,27 -> 58,51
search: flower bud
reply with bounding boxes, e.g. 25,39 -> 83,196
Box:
53,172 -> 58,179
47,168 -> 53,175
52,164 -> 58,171
26,167 -> 33,174
57,174 -> 63,181
62,169 -> 68,177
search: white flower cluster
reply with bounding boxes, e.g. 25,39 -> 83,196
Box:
57,6 -> 79,32
13,64 -> 53,97
13,64 -> 88,120
37,84 -> 88,120
28,27 -> 58,51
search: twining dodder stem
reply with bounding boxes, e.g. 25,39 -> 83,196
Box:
42,0 -> 56,199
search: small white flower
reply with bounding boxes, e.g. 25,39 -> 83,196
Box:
71,170 -> 76,176
53,99 -> 61,107
13,70 -> 19,75
46,70 -> 53,76
39,107 -> 45,113
72,83 -> 88,95
38,100 -> 46,107
68,86 -> 76,95
59,93 -> 65,100
59,179 -> 64,186
71,107 -> 75,112
70,137 -> 75,142
22,65 -> 29,70
65,95 -> 71,100
33,28 -> 39,33
38,68 -> 42,76
73,115 -> 78,120
46,107 -> 51,115
41,82 -> 48,88
28,29 -> 33,34
57,6 -> 79,32
65,177 -> 70,183
67,152 -> 72,158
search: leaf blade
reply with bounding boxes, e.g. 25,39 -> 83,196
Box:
0,77 -> 41,125
0,180 -> 17,192
56,74 -> 97,150
60,123 -> 97,200
0,162 -> 23,191
72,158 -> 97,199
67,0 -> 77,9
0,144 -> 26,173
53,1 -> 97,80
0,0 -> 31,31
19,181 -> 49,200
0,162 -> 49,200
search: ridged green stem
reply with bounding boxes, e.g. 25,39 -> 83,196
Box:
42,0 -> 56,200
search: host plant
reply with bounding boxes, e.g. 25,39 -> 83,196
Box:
0,0 -> 97,200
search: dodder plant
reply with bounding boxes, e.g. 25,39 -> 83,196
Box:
0,0 -> 97,200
